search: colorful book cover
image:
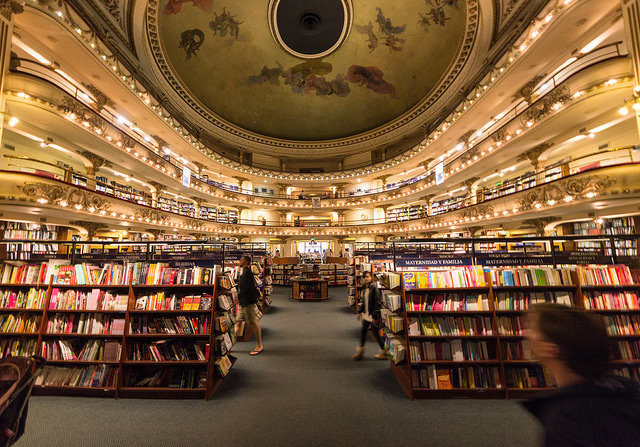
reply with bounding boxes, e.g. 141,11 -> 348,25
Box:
402,272 -> 417,290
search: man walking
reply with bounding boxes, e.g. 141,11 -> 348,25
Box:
235,255 -> 264,355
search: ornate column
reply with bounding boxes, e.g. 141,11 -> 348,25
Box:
0,2 -> 22,145
333,182 -> 348,197
422,194 -> 435,216
70,221 -> 106,241
462,177 -> 480,205
518,143 -> 552,185
148,181 -> 166,208
191,197 -> 203,218
333,208 -> 348,225
523,217 -> 560,237
147,228 -> 164,241
275,209 -> 289,225
235,205 -> 247,224
375,174 -> 392,191
375,204 -> 390,223
276,183 -> 290,197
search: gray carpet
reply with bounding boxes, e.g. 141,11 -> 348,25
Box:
17,287 -> 542,447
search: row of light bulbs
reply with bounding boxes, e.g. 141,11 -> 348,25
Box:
16,63 -> 606,212
36,0 -> 575,182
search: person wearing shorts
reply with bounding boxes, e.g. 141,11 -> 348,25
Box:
235,255 -> 263,355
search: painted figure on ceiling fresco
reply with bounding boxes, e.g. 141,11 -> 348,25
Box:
248,63 -> 284,86
247,61 -> 350,97
164,0 -> 213,15
209,7 -> 243,39
354,23 -> 379,53
248,62 -> 396,99
419,0 -> 460,31
179,29 -> 205,60
356,8 -> 406,53
344,65 -> 397,98
375,7 -> 407,35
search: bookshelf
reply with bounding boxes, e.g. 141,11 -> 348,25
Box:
272,258 -> 300,286
1,261 -> 235,399
0,222 -> 67,261
385,265 -> 640,399
291,278 -> 329,301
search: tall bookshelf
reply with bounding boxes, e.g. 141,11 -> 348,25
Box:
386,265 -> 640,399
0,262 -> 236,399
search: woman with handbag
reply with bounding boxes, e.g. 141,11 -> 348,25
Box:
235,255 -> 264,355
352,271 -> 387,360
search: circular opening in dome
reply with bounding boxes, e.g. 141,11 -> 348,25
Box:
299,12 -> 321,35
269,0 -> 352,59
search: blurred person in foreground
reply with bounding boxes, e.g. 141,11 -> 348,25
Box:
524,303 -> 640,447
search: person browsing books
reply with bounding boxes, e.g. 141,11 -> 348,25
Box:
352,271 -> 387,360
523,303 -> 640,447
235,255 -> 263,355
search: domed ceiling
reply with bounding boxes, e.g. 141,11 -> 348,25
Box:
153,0 -> 469,142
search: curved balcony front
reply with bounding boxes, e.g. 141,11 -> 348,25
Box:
1,162 -> 639,239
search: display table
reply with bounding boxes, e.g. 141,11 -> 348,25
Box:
291,277 -> 329,301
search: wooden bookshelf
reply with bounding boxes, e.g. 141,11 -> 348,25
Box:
0,267 -> 237,399
386,266 -> 640,399
291,278 -> 328,301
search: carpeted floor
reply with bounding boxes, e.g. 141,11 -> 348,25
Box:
17,287 -> 542,447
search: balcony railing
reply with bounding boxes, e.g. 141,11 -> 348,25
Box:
1,146 -> 638,228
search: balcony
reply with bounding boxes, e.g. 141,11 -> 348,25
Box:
1,160 -> 639,238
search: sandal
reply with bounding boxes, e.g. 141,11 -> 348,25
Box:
250,347 -> 264,355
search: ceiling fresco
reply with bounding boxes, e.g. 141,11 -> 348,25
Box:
157,0 -> 467,141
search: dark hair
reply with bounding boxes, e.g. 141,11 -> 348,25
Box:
529,303 -> 612,380
363,271 -> 373,278
240,255 -> 252,264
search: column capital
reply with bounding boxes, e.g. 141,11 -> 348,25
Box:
146,228 -> 164,240
234,176 -> 248,185
70,220 -> 106,240
517,143 -> 553,170
148,181 -> 166,194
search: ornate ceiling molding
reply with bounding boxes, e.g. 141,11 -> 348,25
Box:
144,0 -> 480,156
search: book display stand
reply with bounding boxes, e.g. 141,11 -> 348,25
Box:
291,278 -> 329,301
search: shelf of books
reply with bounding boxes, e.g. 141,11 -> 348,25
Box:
0,260 -> 236,399
0,222 -> 67,261
347,256 -> 394,311
272,258 -> 300,286
291,278 -> 329,301
383,264 -> 640,399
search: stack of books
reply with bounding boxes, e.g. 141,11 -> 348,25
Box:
128,316 -> 209,335
494,291 -> 573,310
49,288 -> 128,311
46,313 -> 125,334
134,294 -> 212,311
36,365 -> 118,388
488,267 -> 573,286
402,267 -> 486,289
406,293 -> 490,311
408,315 -> 493,336
0,314 -> 40,333
409,340 -> 491,362
412,365 -> 501,389
576,265 -> 635,286
0,288 -> 46,309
